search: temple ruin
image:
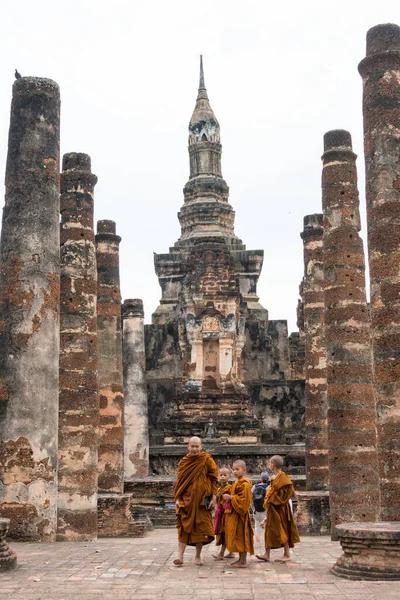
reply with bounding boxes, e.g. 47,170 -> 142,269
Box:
145,56 -> 304,475
1,21 -> 400,580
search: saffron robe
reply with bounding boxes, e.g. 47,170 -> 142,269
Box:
174,451 -> 218,546
263,471 -> 300,549
214,483 -> 231,546
224,477 -> 254,554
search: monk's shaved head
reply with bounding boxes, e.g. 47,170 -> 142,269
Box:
219,467 -> 231,475
189,436 -> 202,445
187,436 -> 203,457
233,460 -> 246,469
270,455 -> 284,468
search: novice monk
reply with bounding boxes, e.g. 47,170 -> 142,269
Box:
223,460 -> 254,568
212,467 -> 235,561
174,436 -> 218,566
256,455 -> 300,563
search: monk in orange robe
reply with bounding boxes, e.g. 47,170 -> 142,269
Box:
256,455 -> 300,563
174,436 -> 218,566
212,467 -> 235,560
222,460 -> 254,568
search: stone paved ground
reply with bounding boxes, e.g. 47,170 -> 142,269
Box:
1,529 -> 399,599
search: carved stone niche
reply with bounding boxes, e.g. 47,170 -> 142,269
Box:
202,315 -> 220,333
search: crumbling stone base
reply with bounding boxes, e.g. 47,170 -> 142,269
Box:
332,522 -> 400,580
295,490 -> 331,536
0,518 -> 17,571
97,494 -> 147,538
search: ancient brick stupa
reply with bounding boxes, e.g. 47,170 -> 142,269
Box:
145,57 -> 305,474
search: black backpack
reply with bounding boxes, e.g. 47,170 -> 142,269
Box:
252,482 -> 269,512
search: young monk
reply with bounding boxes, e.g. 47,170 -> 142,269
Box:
222,460 -> 254,568
212,467 -> 235,561
174,436 -> 218,566
256,455 -> 300,563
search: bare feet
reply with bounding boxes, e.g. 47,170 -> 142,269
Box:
255,554 -> 270,562
224,553 -> 235,558
194,557 -> 204,566
232,563 -> 248,568
173,558 -> 183,566
275,556 -> 291,563
212,554 -> 224,561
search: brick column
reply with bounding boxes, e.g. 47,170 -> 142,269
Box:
122,299 -> 149,478
57,153 -> 99,540
0,77 -> 60,541
322,129 -> 380,531
300,214 -> 329,491
359,23 -> 400,521
96,221 -> 124,493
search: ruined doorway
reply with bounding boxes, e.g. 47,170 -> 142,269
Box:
202,339 -> 219,390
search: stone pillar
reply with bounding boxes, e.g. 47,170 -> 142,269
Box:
0,77 -> 60,541
96,220 -> 124,493
57,153 -> 99,541
300,213 -> 329,491
322,129 -> 380,531
122,299 -> 149,478
359,23 -> 400,521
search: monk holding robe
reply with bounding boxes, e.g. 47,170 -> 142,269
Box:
257,454 -> 300,563
222,460 -> 254,568
174,436 -> 218,565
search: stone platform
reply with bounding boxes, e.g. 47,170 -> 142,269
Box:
149,443 -> 306,476
332,522 -> 400,580
0,518 -> 16,571
2,529 -> 400,599
125,473 -> 306,529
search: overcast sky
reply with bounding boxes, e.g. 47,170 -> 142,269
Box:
0,1 -> 398,331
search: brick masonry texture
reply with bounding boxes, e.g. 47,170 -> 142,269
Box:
359,23 -> 400,522
0,77 -> 60,541
96,220 -> 124,493
97,493 -> 146,537
57,153 -> 99,541
333,522 -> 400,580
301,214 -> 329,491
322,129 -> 380,531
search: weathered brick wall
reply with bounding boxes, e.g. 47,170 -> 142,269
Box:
295,491 -> 331,536
242,319 -> 291,382
322,129 -> 380,530
288,332 -> 305,380
58,153 -> 99,541
96,220 -> 124,494
123,299 -> 149,478
97,494 -> 146,537
301,214 -> 329,491
0,77 -> 60,541
249,381 -> 305,445
359,23 -> 400,521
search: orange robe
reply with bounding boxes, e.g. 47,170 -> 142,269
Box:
224,477 -> 254,554
214,482 -> 231,546
174,451 -> 218,546
263,471 -> 300,549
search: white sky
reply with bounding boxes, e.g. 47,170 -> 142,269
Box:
0,1 -> 398,331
